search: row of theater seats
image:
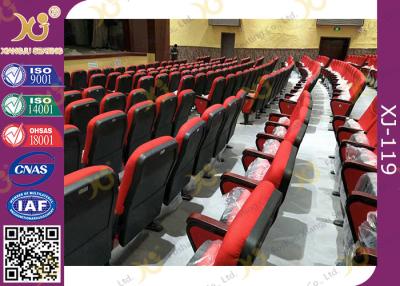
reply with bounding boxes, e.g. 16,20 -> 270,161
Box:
328,82 -> 377,265
64,91 -> 247,265
185,90 -> 314,265
322,59 -> 367,117
344,54 -> 376,68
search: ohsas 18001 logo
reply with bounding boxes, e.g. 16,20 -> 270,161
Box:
8,152 -> 55,187
7,190 -> 56,221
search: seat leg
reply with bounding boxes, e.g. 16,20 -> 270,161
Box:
240,114 -> 253,125
146,221 -> 164,232
333,219 -> 344,227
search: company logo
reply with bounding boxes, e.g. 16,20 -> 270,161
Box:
2,63 -> 26,87
2,94 -> 26,117
2,94 -> 61,117
2,123 -> 26,147
7,190 -> 56,221
12,12 -> 49,42
9,152 -> 55,187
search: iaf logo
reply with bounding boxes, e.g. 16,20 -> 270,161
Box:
7,190 -> 56,221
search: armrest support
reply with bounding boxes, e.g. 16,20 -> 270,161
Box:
186,213 -> 228,251
220,172 -> 258,194
242,148 -> 274,170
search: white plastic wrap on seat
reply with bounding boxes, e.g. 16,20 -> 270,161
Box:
262,139 -> 281,156
272,126 -> 287,138
220,187 -> 251,225
187,240 -> 222,266
245,158 -> 271,181
344,118 -> 361,129
345,146 -> 377,167
278,116 -> 291,125
349,132 -> 370,145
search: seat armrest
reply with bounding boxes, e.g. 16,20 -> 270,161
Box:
186,213 -> 228,251
220,172 -> 258,194
336,126 -> 364,143
268,112 -> 291,122
341,161 -> 377,197
242,148 -> 274,171
339,140 -> 375,162
256,133 -> 283,151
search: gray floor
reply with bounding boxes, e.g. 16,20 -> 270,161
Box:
110,72 -> 377,266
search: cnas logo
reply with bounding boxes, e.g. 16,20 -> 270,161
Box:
7,190 -> 56,221
12,6 -> 61,42
9,152 -> 55,187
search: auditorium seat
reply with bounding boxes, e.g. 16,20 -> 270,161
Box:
82,110 -> 127,173
169,71 -> 181,92
193,104 -> 226,174
99,92 -> 126,113
214,96 -> 240,157
64,124 -> 81,175
65,98 -> 99,144
64,72 -> 71,91
102,67 -> 114,77
126,89 -> 148,111
164,118 -> 206,205
64,90 -> 82,109
132,72 -> 147,89
222,74 -> 236,102
82,86 -> 106,103
226,90 -> 247,145
195,76 -> 225,115
137,75 -> 155,100
105,72 -> 121,92
153,93 -> 178,138
186,180 -> 282,265
172,89 -> 196,136
176,75 -> 195,95
89,73 -> 106,87
115,136 -> 178,246
64,165 -> 117,266
115,74 -> 133,94
126,65 -> 136,72
204,70 -> 217,94
115,66 -> 126,74
194,72 -> 206,96
124,100 -> 156,162
87,68 -> 102,81
70,70 -> 87,90
154,73 -> 169,98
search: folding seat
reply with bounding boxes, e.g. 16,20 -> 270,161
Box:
214,96 -> 240,156
105,72 -> 121,92
164,118 -> 206,205
115,66 -> 125,74
176,75 -> 195,95
115,74 -> 133,94
168,71 -> 181,92
193,104 -> 226,174
131,72 -> 147,89
87,68 -> 102,81
181,70 -> 191,77
222,74 -> 236,102
233,71 -> 244,94
64,72 -> 71,91
172,89 -> 196,136
226,90 -> 247,144
88,73 -> 106,87
126,89 -> 148,112
82,110 -> 127,173
99,92 -> 126,113
160,69 -> 169,74
221,140 -> 298,197
204,70 -> 217,94
70,70 -> 87,90
64,90 -> 82,109
82,86 -> 106,103
148,70 -> 159,77
137,64 -> 145,70
154,73 -> 169,98
195,76 -> 226,115
137,75 -> 155,100
64,124 -> 81,175
124,70 -> 135,77
126,65 -> 136,72
194,72 -> 206,96
115,136 -> 178,246
102,67 -> 114,77
186,180 -> 282,265
64,165 -> 117,265
241,75 -> 270,125
124,100 -> 156,161
153,93 -> 178,138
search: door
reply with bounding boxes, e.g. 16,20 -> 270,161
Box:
221,33 -> 235,58
319,37 -> 350,60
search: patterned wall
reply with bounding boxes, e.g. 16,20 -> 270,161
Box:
174,46 -> 377,64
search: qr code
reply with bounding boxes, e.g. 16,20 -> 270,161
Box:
3,226 -> 61,283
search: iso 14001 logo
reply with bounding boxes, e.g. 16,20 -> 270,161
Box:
2,94 -> 26,117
